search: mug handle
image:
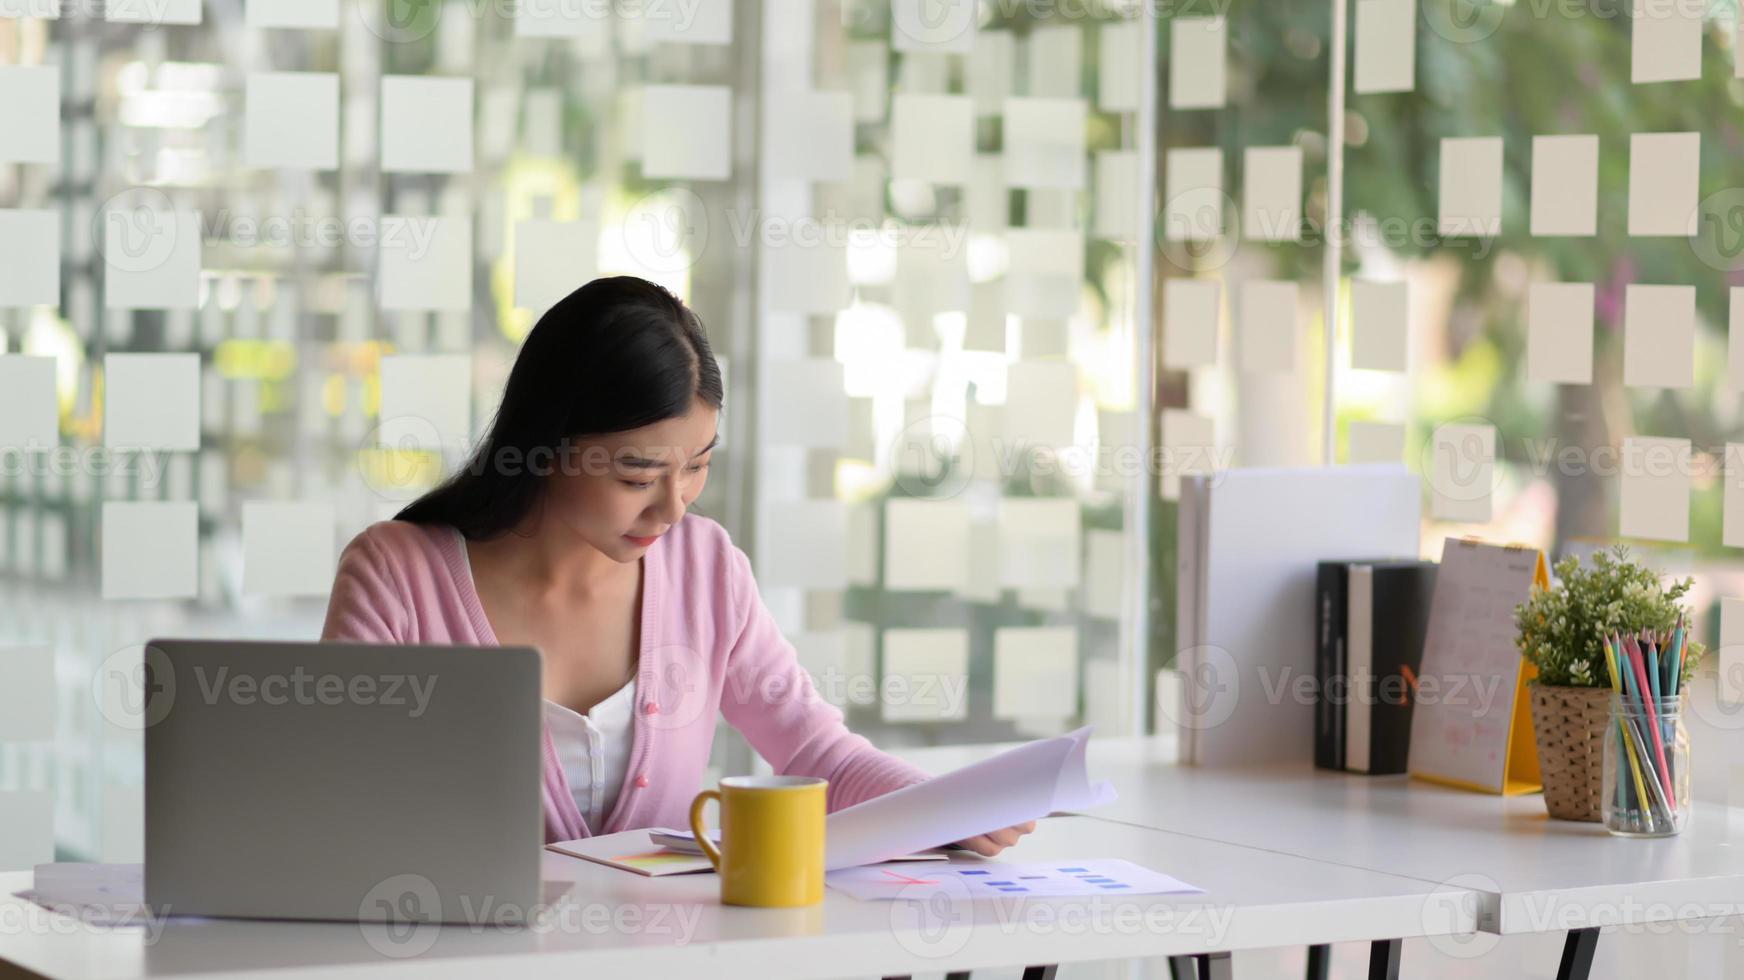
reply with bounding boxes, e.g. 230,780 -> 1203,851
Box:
688,789 -> 724,872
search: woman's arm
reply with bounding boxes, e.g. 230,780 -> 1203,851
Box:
320,531 -> 410,643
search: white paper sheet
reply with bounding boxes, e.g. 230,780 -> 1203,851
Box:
0,66 -> 58,164
1527,281 -> 1595,385
13,864 -> 150,925
0,355 -> 57,450
245,72 -> 338,170
1439,136 -> 1503,237
1169,16 -> 1226,109
381,76 -> 474,175
826,857 -> 1200,901
824,726 -> 1116,870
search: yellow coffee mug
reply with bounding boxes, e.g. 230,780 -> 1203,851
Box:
688,775 -> 826,907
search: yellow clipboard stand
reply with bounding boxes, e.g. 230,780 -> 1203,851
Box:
1409,540 -> 1548,796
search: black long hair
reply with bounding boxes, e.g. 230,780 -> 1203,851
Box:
396,276 -> 724,540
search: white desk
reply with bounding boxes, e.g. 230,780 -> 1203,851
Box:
898,735 -> 1744,979
0,815 -> 1475,980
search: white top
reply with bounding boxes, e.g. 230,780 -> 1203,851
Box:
544,679 -> 637,831
455,528 -> 638,832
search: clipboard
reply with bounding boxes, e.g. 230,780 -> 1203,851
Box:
1407,537 -> 1548,795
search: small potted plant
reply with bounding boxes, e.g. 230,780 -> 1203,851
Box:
1514,545 -> 1703,821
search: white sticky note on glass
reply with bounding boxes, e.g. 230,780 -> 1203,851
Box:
1099,20 -> 1141,111
1082,529 -> 1124,620
1732,287 -> 1744,389
105,353 -> 199,451
755,499 -> 847,590
640,85 -> 731,180
1355,0 -> 1415,93
1347,421 -> 1405,464
764,90 -> 853,182
1350,279 -> 1407,371
1165,148 -> 1223,242
102,501 -> 198,600
1094,150 -> 1140,239
1620,437 -> 1691,542
881,629 -> 969,722
1160,409 -> 1215,501
379,215 -> 472,312
1243,146 -> 1302,243
970,32 -> 1013,114
1003,360 -> 1078,448
1720,598 -> 1744,707
0,209 -> 59,306
1439,136 -> 1503,237
0,356 -> 56,450
242,501 -> 335,597
381,76 -> 474,175
1628,131 -> 1699,236
1004,228 -> 1083,318
1003,97 -> 1086,190
106,0 -> 199,22
891,0 -> 975,54
1527,281 -> 1595,384
1238,280 -> 1299,373
245,72 -> 338,170
998,498 -> 1081,589
763,359 -> 849,447
0,791 -> 53,872
103,203 -> 200,311
884,499 -> 970,591
645,0 -> 731,45
1530,134 -> 1598,236
514,219 -> 597,313
1162,278 -> 1220,369
0,66 -> 58,164
994,627 -> 1079,719
378,354 -> 471,453
1623,284 -> 1695,388
1430,422 -> 1495,523
895,227 -> 971,315
1026,25 -> 1081,99
1170,16 -> 1227,109
247,0 -> 338,28
0,646 -> 54,740
1724,445 -> 1744,548
766,238 -> 850,315
891,94 -> 974,184
1631,0 -> 1703,84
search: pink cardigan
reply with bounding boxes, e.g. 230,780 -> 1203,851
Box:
319,514 -> 931,843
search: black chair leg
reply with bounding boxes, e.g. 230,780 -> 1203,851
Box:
1557,927 -> 1599,980
1305,943 -> 1331,980
1368,938 -> 1401,980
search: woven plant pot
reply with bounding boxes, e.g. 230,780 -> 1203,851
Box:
1528,682 -> 1613,822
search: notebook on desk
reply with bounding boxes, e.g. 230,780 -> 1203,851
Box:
548,829 -> 948,877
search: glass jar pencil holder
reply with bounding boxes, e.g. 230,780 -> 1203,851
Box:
1601,693 -> 1689,837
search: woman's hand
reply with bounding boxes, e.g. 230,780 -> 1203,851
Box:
952,820 -> 1037,857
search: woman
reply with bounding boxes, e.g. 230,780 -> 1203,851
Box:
321,276 -> 1034,855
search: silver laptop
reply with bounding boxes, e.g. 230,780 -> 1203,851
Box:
143,639 -> 543,924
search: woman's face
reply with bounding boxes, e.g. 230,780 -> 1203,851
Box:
543,398 -> 720,562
